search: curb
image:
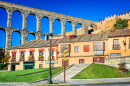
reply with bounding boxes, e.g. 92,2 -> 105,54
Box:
37,80 -> 130,85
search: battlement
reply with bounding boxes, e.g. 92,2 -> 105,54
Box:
97,10 -> 130,30
100,11 -> 130,24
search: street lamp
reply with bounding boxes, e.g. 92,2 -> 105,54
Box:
47,33 -> 53,84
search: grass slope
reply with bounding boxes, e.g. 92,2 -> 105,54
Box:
73,64 -> 130,79
0,66 -> 65,82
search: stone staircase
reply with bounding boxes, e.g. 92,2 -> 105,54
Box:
52,63 -> 91,81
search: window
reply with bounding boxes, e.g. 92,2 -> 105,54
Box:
93,42 -> 104,56
21,52 -> 25,58
51,50 -> 54,56
84,45 -> 89,52
113,39 -> 120,49
39,51 -> 44,56
75,46 -> 80,52
39,64 -> 43,68
110,53 -> 121,58
12,52 -> 16,58
79,59 -> 85,64
30,51 -> 34,56
93,42 -> 104,51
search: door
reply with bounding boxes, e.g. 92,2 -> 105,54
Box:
79,59 -> 85,64
93,58 -> 104,63
11,65 -> 15,71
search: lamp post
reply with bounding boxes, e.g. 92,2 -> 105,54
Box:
47,33 -> 53,84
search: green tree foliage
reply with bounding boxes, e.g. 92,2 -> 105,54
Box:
114,18 -> 128,29
0,47 -> 4,63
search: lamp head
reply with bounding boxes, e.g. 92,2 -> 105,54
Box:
49,33 -> 53,40
123,40 -> 126,46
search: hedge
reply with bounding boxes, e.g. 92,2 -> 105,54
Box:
0,64 -> 6,69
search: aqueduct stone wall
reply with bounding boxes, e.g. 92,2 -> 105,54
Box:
0,1 -> 97,53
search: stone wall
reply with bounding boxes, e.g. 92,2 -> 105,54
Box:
97,11 -> 130,30
105,56 -> 130,70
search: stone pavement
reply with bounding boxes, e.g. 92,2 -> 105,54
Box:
0,77 -> 130,86
52,64 -> 91,81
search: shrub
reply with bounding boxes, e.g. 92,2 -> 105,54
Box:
0,64 -> 6,69
113,18 -> 128,29
29,56 -> 33,58
39,56 -> 43,58
20,56 -> 23,58
11,57 -> 14,59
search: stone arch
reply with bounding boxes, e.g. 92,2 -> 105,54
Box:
27,13 -> 37,31
12,31 -> 21,47
0,28 -> 6,48
0,7 -> 8,27
12,11 -> 23,29
41,35 -> 45,39
76,23 -> 82,29
65,21 -> 72,34
12,29 -> 21,35
0,27 -> 6,32
27,33 -> 36,42
41,16 -> 50,33
54,19 -> 61,35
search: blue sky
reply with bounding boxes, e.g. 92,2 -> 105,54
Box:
0,0 -> 130,48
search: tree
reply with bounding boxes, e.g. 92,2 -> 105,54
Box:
0,47 -> 4,63
113,18 -> 128,29
1,55 -> 9,64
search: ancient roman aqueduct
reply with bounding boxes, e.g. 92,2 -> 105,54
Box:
0,1 -> 97,52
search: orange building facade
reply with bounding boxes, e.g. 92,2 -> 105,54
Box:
8,29 -> 130,71
108,29 -> 130,58
57,34 -> 109,66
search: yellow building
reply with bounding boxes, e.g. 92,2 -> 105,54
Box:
108,29 -> 130,58
57,34 -> 109,66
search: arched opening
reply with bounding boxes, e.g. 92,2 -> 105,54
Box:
54,19 -> 61,35
66,21 -> 72,35
12,32 -> 21,47
12,11 -> 22,29
0,29 -> 6,48
27,14 -> 36,31
0,8 -> 7,27
41,35 -> 45,39
76,24 -> 82,29
88,26 -> 94,34
41,17 -> 49,33
27,34 -> 35,42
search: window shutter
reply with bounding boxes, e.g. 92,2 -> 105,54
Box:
84,45 -> 89,52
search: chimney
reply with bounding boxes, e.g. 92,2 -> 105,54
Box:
45,34 -> 48,41
128,18 -> 130,29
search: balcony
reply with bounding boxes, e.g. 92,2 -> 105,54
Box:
11,58 -> 16,62
28,56 -> 35,61
20,56 -> 25,61
48,56 -> 55,60
20,58 -> 25,61
112,44 -> 120,50
39,56 -> 44,61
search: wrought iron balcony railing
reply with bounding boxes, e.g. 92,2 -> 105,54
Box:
112,44 -> 120,50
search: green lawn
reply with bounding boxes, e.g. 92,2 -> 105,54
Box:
0,66 -> 66,82
72,64 -> 130,79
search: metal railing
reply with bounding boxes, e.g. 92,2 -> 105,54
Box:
112,44 -> 120,50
